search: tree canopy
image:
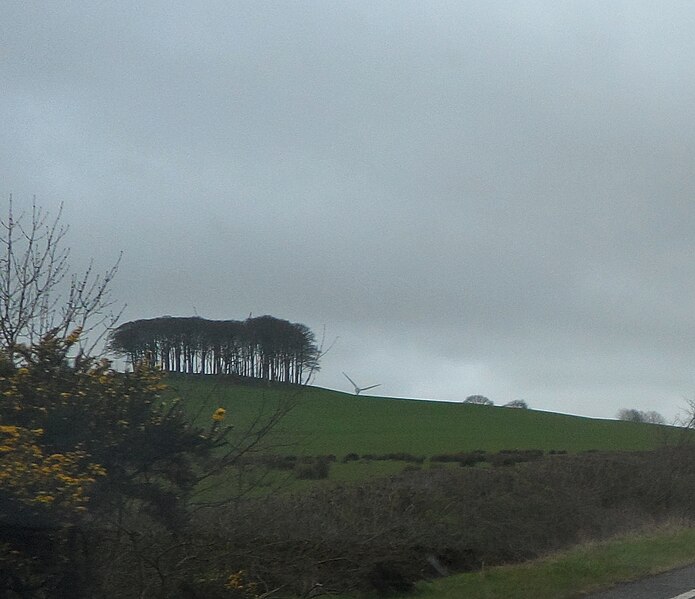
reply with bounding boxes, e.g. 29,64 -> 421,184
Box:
464,395 -> 494,406
616,408 -> 665,424
504,399 -> 529,409
109,315 -> 320,384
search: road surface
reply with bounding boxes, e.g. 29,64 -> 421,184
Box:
583,564 -> 695,599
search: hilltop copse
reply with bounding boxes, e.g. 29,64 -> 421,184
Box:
110,314 -> 320,383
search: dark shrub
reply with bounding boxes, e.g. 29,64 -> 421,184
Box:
402,464 -> 422,473
342,452 -> 360,463
187,446 -> 695,597
430,453 -> 460,463
278,455 -> 298,470
266,454 -> 297,470
295,457 -> 331,480
457,452 -> 488,467
491,449 -> 544,466
368,561 -> 414,595
372,453 -> 425,463
432,451 -> 489,466
237,453 -> 300,470
489,453 -> 517,467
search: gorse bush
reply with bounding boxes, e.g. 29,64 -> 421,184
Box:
0,425 -> 105,528
0,420 -> 106,597
0,332 -> 227,522
0,331 -> 230,597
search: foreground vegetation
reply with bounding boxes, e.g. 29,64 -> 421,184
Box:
368,525 -> 695,599
201,447 -> 695,596
0,333 -> 241,597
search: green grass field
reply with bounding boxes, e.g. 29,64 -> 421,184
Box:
166,374 -> 678,457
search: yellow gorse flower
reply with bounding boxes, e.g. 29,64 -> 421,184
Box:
226,571 -> 244,589
212,407 -> 226,422
65,327 -> 83,345
225,570 -> 256,594
0,425 -> 105,513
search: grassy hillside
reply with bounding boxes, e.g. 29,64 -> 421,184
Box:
165,374 -> 678,456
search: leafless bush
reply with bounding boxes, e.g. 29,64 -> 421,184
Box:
182,447 -> 695,596
67,446 -> 695,597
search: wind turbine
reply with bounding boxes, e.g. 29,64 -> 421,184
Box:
343,372 -> 381,395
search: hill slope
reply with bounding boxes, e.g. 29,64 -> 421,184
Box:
165,374 -> 676,456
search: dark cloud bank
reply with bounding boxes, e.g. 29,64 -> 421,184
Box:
3,1 -> 695,419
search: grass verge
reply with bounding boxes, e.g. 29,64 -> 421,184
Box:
335,525 -> 695,599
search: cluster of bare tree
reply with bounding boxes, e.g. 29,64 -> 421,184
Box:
0,199 -> 121,361
109,315 -> 320,383
464,395 -> 494,405
463,396 -> 529,408
616,408 -> 666,424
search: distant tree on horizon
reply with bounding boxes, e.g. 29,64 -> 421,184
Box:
616,408 -> 665,424
463,395 -> 494,406
504,399 -> 528,409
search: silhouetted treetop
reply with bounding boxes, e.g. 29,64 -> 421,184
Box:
504,399 -> 528,409
109,315 -> 319,383
616,408 -> 665,424
464,395 -> 494,406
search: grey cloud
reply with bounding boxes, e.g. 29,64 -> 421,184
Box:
3,1 -> 695,419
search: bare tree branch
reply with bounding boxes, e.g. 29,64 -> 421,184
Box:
0,197 -> 122,359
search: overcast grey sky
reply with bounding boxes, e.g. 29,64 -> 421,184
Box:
3,1 -> 695,419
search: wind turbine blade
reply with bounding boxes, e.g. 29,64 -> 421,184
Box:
343,372 -> 358,389
360,384 -> 381,392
